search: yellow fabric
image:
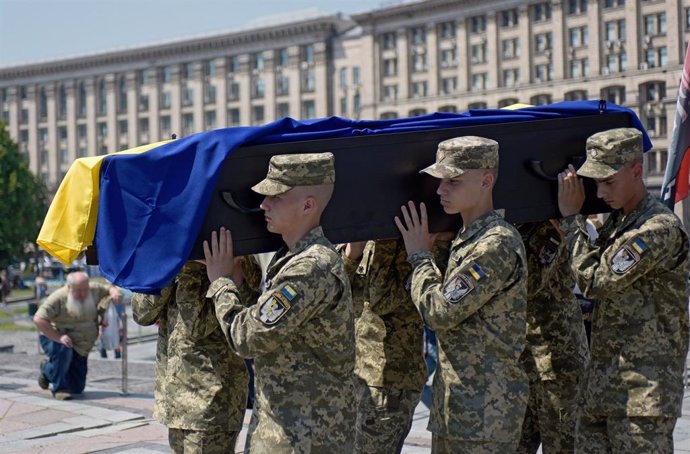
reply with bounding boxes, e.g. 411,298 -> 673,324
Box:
37,140 -> 171,265
501,103 -> 533,110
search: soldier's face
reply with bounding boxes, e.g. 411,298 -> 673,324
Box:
436,170 -> 483,214
594,163 -> 640,211
259,189 -> 303,235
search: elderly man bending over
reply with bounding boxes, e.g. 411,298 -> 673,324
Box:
33,271 -> 121,400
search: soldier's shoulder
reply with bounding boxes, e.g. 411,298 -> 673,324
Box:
640,200 -> 685,233
483,219 -> 524,248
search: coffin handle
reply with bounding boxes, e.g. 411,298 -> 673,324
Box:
528,156 -> 587,182
221,192 -> 263,214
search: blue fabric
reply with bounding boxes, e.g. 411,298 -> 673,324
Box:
95,101 -> 650,293
40,335 -> 88,394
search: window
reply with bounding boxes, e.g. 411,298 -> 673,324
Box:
277,75 -> 290,96
253,78 -> 265,98
252,106 -> 265,125
470,16 -> 486,33
468,102 -> 487,110
228,82 -> 240,101
228,108 -> 241,126
606,52 -> 627,73
644,13 -> 666,36
58,85 -> 67,119
382,32 -> 397,50
502,38 -> 520,59
161,91 -> 171,109
118,120 -> 128,140
183,86 -> 194,106
646,112 -> 667,137
340,97 -> 348,116
182,113 -> 194,136
277,103 -> 290,119
535,63 -> 554,81
301,69 -> 315,91
98,79 -> 107,115
439,21 -> 456,39
471,43 -> 487,63
644,81 -> 666,101
471,73 -> 488,90
498,98 -> 519,108
353,94 -> 361,114
569,26 -> 588,47
302,100 -> 316,119
570,58 -> 589,78
440,48 -> 457,68
410,27 -> 426,45
409,108 -> 427,117
205,111 -> 216,130
533,2 -> 552,22
160,116 -> 171,139
161,66 -> 173,83
411,81 -> 428,98
412,53 -> 428,72
277,48 -> 289,68
139,118 -> 149,136
38,127 -> 48,145
530,94 -> 552,105
567,0 -> 587,15
228,56 -> 240,73
253,53 -> 265,71
501,9 -> 518,27
535,33 -> 552,53
78,82 -> 86,117
658,47 -> 668,67
686,8 -> 690,31
601,85 -> 625,104
383,84 -> 398,101
40,150 -> 49,167
339,68 -> 348,89
605,20 -> 626,42
139,70 -> 150,86
645,47 -> 666,68
58,126 -> 67,142
352,67 -> 361,86
38,87 -> 47,120
205,60 -> 216,78
60,148 -> 69,165
503,68 -> 520,87
78,124 -> 87,140
139,94 -> 149,111
441,77 -> 457,95
97,122 -> 107,140
603,0 -> 624,8
383,58 -> 398,76
380,112 -> 398,120
116,77 -> 127,113
302,44 -> 315,65
181,63 -> 193,80
565,90 -> 588,101
204,85 -> 216,104
20,108 -> 28,123
438,105 -> 458,113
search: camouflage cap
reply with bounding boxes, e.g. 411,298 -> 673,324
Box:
420,136 -> 499,178
577,128 -> 643,178
251,152 -> 335,196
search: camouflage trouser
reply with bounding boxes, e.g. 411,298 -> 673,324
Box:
574,413 -> 676,454
431,434 -> 517,454
168,428 -> 239,454
353,385 -> 421,454
516,377 -> 580,453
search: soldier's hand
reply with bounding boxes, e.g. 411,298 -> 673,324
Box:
345,241 -> 366,261
395,201 -> 434,256
203,227 -> 235,283
60,334 -> 73,348
557,164 -> 585,217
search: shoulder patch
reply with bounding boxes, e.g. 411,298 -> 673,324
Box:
467,263 -> 486,281
258,291 -> 293,325
443,274 -> 475,303
538,237 -> 560,266
610,242 -> 644,274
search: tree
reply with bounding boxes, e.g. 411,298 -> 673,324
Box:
0,122 -> 48,269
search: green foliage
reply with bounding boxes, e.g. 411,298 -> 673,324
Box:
0,122 -> 48,269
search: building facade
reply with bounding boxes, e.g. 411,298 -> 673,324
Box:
1,0 -> 688,199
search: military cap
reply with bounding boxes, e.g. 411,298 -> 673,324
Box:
252,152 -> 335,196
577,128 -> 643,179
420,136 -> 499,178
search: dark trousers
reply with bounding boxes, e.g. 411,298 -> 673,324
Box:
39,335 -> 88,394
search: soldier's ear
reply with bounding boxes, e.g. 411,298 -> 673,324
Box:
303,196 -> 316,213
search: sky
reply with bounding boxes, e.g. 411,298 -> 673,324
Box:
0,0 -> 392,67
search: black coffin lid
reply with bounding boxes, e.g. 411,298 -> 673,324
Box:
190,111 -> 631,258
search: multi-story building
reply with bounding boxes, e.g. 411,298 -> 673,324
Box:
1,0 -> 688,208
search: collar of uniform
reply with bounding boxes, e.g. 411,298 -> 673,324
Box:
288,226 -> 325,254
454,210 -> 503,246
612,191 -> 653,235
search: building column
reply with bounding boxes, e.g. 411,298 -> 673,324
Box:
288,46 -> 301,119
427,22 -> 439,96
518,5 -> 531,89
191,62 -> 204,133
215,57 -> 227,127
552,0 -> 565,81
126,72 -> 138,148
105,74 -> 117,154
397,27 -> 410,99
85,78 -> 97,157
170,65 -> 181,137
45,84 -> 58,185
264,49 -> 277,121
149,70 -> 160,141
666,0 -> 681,65
7,87 -> 18,140
457,19 -> 469,92
26,86 -> 39,175
587,0 -> 601,74
359,31 -> 377,119
486,12 -> 499,89
625,0 -> 640,70
65,81 -> 77,162
239,54 -> 252,126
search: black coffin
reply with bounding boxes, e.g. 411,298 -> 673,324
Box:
190,112 -> 631,258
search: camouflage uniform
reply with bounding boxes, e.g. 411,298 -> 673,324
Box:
561,128 -> 690,453
132,262 -> 248,454
516,221 -> 589,454
343,239 -> 449,454
207,152 -> 356,453
410,137 -> 529,453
